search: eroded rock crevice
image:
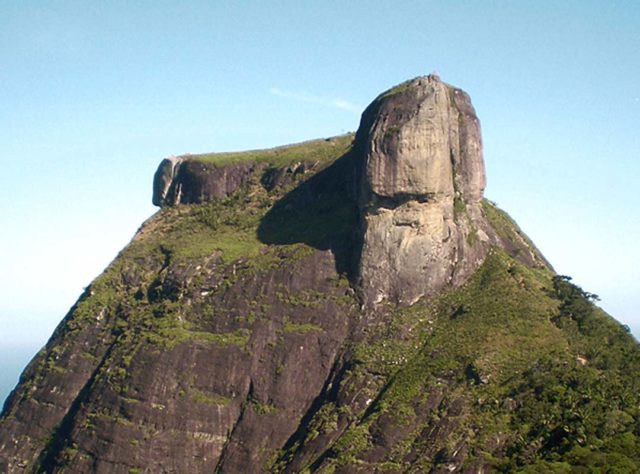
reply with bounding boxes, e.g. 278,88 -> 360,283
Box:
152,156 -> 183,207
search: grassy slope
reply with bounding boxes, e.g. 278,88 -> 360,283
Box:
60,135 -> 357,353
185,134 -> 354,167
304,249 -> 640,472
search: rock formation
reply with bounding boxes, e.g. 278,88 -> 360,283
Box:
1,76 -> 638,473
152,156 -> 267,206
355,75 -> 488,306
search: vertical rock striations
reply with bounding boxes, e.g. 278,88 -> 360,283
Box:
152,156 -> 182,206
355,75 -> 490,307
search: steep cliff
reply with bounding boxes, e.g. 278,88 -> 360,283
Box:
1,76 -> 639,473
355,75 -> 489,307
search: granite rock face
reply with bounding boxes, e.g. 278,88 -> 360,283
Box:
355,75 -> 490,306
359,76 -> 485,201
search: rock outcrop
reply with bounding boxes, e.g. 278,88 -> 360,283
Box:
152,157 -> 266,206
151,156 -> 182,206
355,75 -> 490,307
151,136 -> 354,208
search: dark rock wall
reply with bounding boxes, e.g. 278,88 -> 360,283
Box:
153,158 -> 267,207
0,245 -> 359,473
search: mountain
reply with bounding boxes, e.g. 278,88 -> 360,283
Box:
1,75 -> 639,473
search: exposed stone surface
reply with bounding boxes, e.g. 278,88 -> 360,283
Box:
151,135 -> 351,208
359,76 -> 485,202
355,75 -> 490,306
0,236 -> 360,473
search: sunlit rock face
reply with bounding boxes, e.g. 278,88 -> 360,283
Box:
355,75 -> 489,307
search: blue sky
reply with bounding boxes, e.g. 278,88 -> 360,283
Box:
1,1 -> 639,404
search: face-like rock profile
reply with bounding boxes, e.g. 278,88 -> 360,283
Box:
355,75 -> 489,307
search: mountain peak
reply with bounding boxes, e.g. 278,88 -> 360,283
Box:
150,77 -> 535,309
4,77 -> 637,473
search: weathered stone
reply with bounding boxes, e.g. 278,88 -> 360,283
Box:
358,75 -> 485,204
153,158 -> 267,206
355,75 -> 490,306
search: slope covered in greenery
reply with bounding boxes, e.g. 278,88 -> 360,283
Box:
285,246 -> 640,472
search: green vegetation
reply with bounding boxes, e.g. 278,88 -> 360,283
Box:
251,401 -> 279,415
189,134 -> 353,168
282,317 -> 323,334
453,195 -> 467,216
145,325 -> 250,350
191,388 -> 231,406
381,78 -> 417,99
132,190 -> 268,265
283,249 -> 640,472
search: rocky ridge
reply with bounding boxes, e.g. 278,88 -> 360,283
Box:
1,76 -> 639,473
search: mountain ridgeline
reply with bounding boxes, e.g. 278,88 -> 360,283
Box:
1,76 -> 639,473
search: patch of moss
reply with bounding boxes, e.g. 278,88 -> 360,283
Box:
466,226 -> 479,245
191,389 -> 231,406
453,195 -> 467,216
282,318 -> 323,334
251,400 -> 279,415
278,290 -> 324,309
146,326 -> 250,350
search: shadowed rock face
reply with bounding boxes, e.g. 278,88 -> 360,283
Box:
355,75 -> 490,307
153,157 -> 266,206
152,156 -> 182,206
